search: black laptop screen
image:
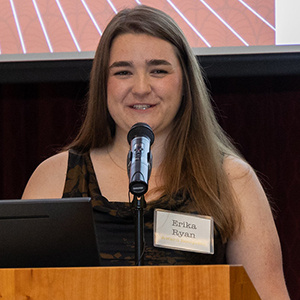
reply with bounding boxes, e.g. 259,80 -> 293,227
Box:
0,197 -> 100,268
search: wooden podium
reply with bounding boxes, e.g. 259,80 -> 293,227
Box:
0,265 -> 260,299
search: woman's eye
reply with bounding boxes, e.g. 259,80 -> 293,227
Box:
114,70 -> 131,76
153,69 -> 167,74
151,69 -> 168,75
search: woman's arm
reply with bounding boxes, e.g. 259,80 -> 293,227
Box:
22,151 -> 68,199
225,156 -> 290,300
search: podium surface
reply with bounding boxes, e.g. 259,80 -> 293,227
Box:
0,265 -> 260,299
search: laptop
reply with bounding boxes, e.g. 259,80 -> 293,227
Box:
0,197 -> 101,268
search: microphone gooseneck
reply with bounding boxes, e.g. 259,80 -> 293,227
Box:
127,123 -> 154,196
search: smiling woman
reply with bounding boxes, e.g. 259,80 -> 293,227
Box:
21,5 -> 290,299
107,33 -> 183,137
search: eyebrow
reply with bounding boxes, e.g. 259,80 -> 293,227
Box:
109,59 -> 172,69
147,59 -> 172,66
109,61 -> 133,69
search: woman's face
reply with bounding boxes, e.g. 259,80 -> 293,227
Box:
107,33 -> 183,137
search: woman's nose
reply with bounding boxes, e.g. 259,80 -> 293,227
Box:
132,74 -> 151,96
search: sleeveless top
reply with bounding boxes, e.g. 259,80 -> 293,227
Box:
62,149 -> 227,266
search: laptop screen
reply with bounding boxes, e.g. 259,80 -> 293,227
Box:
0,197 -> 101,268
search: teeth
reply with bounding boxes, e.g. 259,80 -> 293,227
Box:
133,104 -> 151,110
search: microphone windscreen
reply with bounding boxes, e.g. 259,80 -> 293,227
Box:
127,123 -> 154,145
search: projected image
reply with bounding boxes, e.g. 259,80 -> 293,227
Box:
0,0 -> 298,60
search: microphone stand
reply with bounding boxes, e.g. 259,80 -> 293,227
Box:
127,122 -> 154,266
131,194 -> 147,266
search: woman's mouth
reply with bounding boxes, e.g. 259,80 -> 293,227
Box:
132,104 -> 152,110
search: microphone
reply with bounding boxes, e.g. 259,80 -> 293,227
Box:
127,123 -> 155,196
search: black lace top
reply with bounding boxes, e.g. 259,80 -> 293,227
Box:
63,150 -> 227,266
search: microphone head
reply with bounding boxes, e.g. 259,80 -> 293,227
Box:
127,123 -> 154,145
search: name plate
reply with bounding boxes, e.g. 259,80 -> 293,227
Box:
154,209 -> 214,254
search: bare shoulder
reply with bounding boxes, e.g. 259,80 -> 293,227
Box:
223,154 -> 272,226
223,155 -> 253,181
33,151 -> 69,172
223,155 -> 263,203
22,151 -> 69,199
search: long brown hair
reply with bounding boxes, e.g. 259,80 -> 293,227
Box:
68,5 -> 242,241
